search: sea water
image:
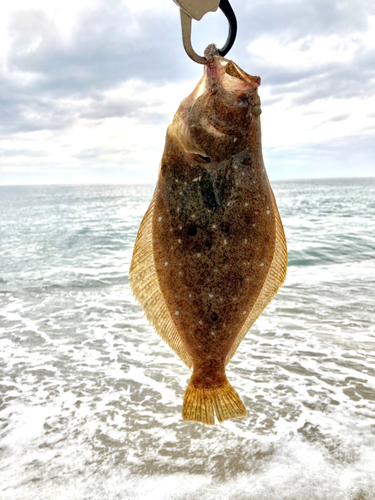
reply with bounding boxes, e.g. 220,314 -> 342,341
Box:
0,179 -> 374,500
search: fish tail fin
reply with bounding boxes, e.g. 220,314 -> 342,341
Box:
182,378 -> 247,426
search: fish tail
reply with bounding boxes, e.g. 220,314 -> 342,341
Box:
182,378 -> 247,426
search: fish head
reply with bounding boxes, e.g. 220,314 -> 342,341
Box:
172,54 -> 261,162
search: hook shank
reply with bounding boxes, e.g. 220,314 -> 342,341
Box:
180,0 -> 237,64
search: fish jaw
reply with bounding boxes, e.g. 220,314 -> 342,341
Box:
171,55 -> 262,162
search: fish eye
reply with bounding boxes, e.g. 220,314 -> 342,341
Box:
198,154 -> 211,163
211,312 -> 218,322
238,93 -> 249,104
187,226 -> 197,237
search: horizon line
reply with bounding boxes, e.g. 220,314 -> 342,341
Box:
1,175 -> 375,188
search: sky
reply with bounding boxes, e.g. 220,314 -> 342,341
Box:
0,0 -> 374,185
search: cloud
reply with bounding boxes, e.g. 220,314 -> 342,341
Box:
4,1 -> 375,117
0,148 -> 48,158
79,98 -> 146,121
236,0 -> 375,42
325,113 -> 351,122
228,1 -> 375,109
0,86 -> 76,134
74,147 -> 123,159
7,1 -> 187,93
0,76 -> 168,134
78,94 -> 168,124
240,36 -> 375,107
264,133 -> 375,179
0,0 -> 374,183
0,2 -> 181,135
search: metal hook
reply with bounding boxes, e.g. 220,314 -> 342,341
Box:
179,0 -> 237,64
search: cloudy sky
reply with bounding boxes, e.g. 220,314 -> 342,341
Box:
0,0 -> 374,185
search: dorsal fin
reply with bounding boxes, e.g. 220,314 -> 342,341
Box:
129,191 -> 193,369
225,188 -> 287,365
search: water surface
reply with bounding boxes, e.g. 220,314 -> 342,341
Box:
1,179 -> 375,499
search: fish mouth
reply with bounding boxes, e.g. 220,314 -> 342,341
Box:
170,55 -> 261,162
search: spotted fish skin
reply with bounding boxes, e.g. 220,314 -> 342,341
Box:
130,51 -> 287,426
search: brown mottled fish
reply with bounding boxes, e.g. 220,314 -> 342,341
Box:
129,48 -> 287,426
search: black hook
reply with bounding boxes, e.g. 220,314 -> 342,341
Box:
217,0 -> 237,57
178,0 -> 238,64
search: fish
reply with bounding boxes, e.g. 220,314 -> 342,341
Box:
129,46 -> 287,426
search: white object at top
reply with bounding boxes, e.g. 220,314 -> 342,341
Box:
173,0 -> 220,21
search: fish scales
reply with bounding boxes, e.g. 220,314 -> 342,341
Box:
130,47 -> 287,426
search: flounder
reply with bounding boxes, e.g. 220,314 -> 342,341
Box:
130,47 -> 287,426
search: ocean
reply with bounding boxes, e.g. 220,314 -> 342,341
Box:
0,179 -> 374,500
